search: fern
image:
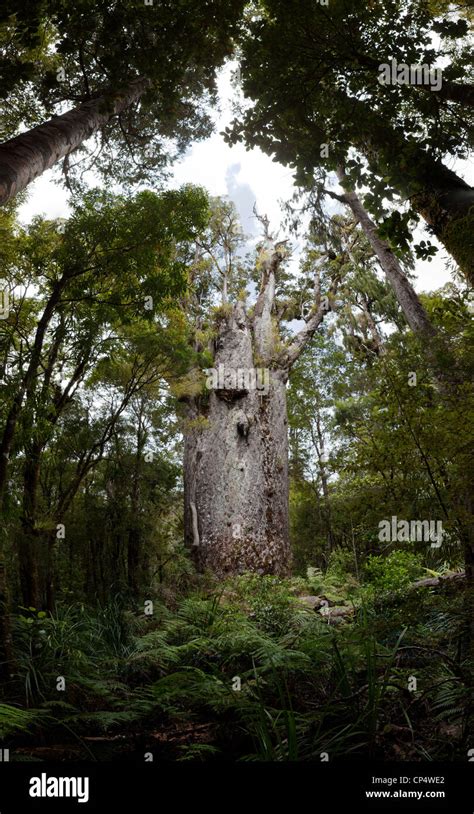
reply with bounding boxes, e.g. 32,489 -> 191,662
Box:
0,704 -> 44,737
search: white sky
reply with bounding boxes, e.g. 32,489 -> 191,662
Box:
18,63 -> 472,294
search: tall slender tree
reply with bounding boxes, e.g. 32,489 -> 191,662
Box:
0,0 -> 245,203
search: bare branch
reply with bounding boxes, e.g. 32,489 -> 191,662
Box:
253,244 -> 288,327
252,202 -> 273,240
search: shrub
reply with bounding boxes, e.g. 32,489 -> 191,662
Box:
225,573 -> 297,636
363,550 -> 424,594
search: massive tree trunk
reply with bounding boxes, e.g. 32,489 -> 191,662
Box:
0,78 -> 150,206
183,229 -> 339,577
184,304 -> 291,575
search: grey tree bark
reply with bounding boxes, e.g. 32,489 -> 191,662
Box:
335,167 -> 438,344
0,78 -> 150,205
332,167 -> 461,391
183,233 -> 339,576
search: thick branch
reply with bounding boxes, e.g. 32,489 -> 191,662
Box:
253,228 -> 288,360
420,80 -> 474,108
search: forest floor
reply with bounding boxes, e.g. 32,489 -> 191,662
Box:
2,562 -> 472,762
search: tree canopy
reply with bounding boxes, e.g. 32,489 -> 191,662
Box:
226,0 -> 474,280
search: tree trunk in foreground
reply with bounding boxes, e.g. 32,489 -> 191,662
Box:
184,305 -> 290,576
0,78 -> 150,206
183,230 -> 339,576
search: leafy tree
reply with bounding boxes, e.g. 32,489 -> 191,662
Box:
0,0 -> 245,202
288,278 -> 473,580
0,184 -> 208,621
228,0 -> 474,281
178,198 -> 353,575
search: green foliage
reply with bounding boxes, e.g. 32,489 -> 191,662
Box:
228,0 -> 473,267
4,576 -> 471,760
12,599 -> 133,707
364,551 -> 425,595
0,704 -> 43,738
0,0 -> 472,772
306,552 -> 359,602
0,186 -> 209,613
0,0 -> 246,189
288,279 -> 473,583
225,574 -> 298,635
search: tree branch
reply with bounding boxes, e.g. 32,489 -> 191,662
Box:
277,255 -> 339,370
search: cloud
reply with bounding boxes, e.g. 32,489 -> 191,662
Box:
225,162 -> 258,237
14,60 -> 470,295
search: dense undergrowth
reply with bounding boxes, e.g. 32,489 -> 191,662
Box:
1,553 -> 472,762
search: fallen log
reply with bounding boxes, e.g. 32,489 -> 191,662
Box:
411,571 -> 465,590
